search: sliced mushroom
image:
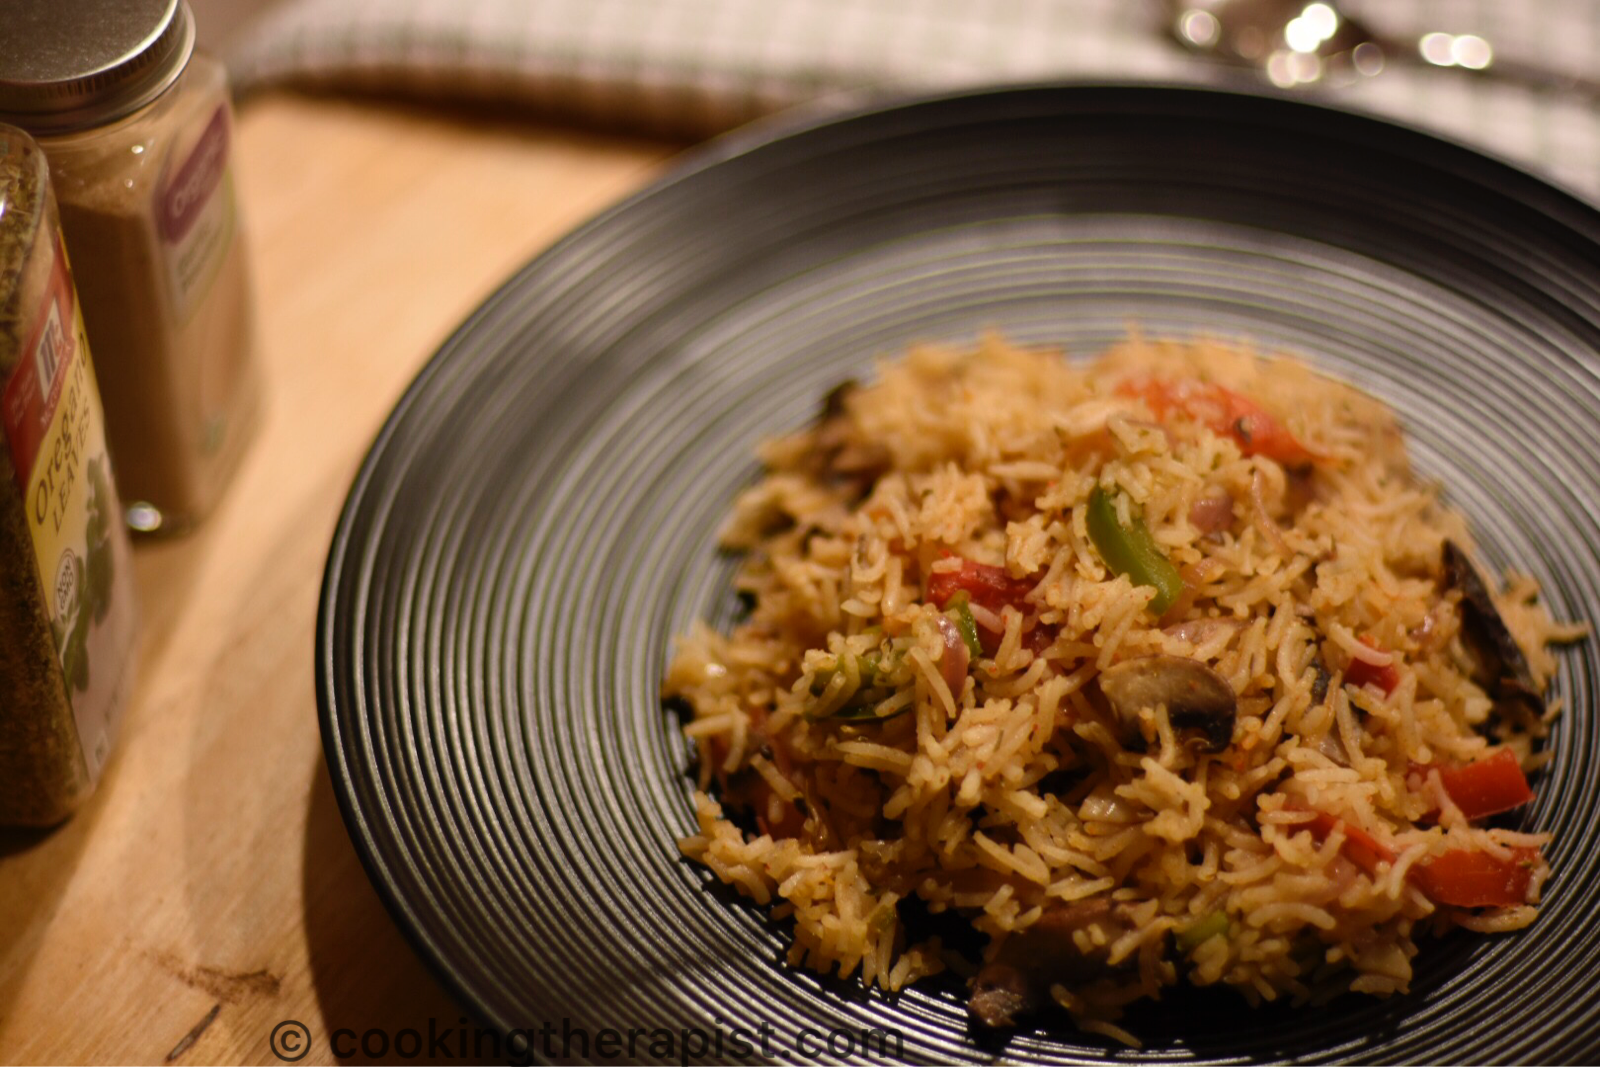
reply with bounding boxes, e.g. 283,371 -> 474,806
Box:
1442,540 -> 1542,718
1098,654 -> 1237,753
968,900 -> 1130,1029
968,962 -> 1033,1031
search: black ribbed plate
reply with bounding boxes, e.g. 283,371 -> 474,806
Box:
318,85 -> 1600,1064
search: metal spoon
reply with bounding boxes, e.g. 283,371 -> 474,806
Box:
1167,0 -> 1600,99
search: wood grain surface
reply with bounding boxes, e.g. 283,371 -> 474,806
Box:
0,93 -> 672,1066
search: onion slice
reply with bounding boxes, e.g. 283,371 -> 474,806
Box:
936,614 -> 970,698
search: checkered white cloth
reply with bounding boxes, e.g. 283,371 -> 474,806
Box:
230,0 -> 1600,200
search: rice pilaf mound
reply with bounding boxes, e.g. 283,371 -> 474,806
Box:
666,335 -> 1584,1042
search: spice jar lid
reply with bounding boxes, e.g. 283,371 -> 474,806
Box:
0,0 -> 195,136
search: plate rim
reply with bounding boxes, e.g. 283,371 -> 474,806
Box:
314,78 -> 1600,1061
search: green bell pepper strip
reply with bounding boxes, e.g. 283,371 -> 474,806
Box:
805,653 -> 909,721
1087,486 -> 1184,615
828,697 -> 910,722
1176,911 -> 1230,953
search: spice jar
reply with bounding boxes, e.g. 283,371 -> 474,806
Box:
0,0 -> 260,534
0,125 -> 139,825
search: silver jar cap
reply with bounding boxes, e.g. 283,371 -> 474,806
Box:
0,0 -> 195,135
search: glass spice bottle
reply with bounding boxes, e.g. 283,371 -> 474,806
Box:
0,0 -> 261,534
0,124 -> 139,825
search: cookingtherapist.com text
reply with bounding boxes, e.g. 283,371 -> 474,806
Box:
269,1016 -> 905,1063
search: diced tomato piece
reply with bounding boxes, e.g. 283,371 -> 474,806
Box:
1345,636 -> 1400,695
1300,806 -> 1542,908
1412,847 -> 1539,908
1228,403 -> 1319,466
1432,750 -> 1536,820
715,722 -> 806,840
1117,377 -> 1322,465
925,555 -> 1035,613
723,768 -> 804,841
1303,810 -> 1396,875
1305,809 -> 1542,908
926,555 -> 1061,658
1345,657 -> 1400,694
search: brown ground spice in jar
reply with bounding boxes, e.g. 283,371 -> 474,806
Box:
55,146 -> 258,531
0,126 -> 138,825
2,0 -> 261,535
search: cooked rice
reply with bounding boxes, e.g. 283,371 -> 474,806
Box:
666,334 -> 1584,1038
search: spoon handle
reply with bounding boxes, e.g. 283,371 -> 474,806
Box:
1373,28 -> 1600,103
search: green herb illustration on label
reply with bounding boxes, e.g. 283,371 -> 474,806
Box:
51,456 -> 115,692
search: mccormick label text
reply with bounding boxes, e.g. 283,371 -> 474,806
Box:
3,234 -> 76,498
157,105 -> 237,320
2,236 -> 134,780
157,106 -> 229,244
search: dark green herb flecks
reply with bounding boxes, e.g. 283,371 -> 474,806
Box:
0,131 -> 92,825
0,129 -> 134,827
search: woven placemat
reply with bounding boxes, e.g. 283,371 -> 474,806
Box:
231,0 -> 1600,198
